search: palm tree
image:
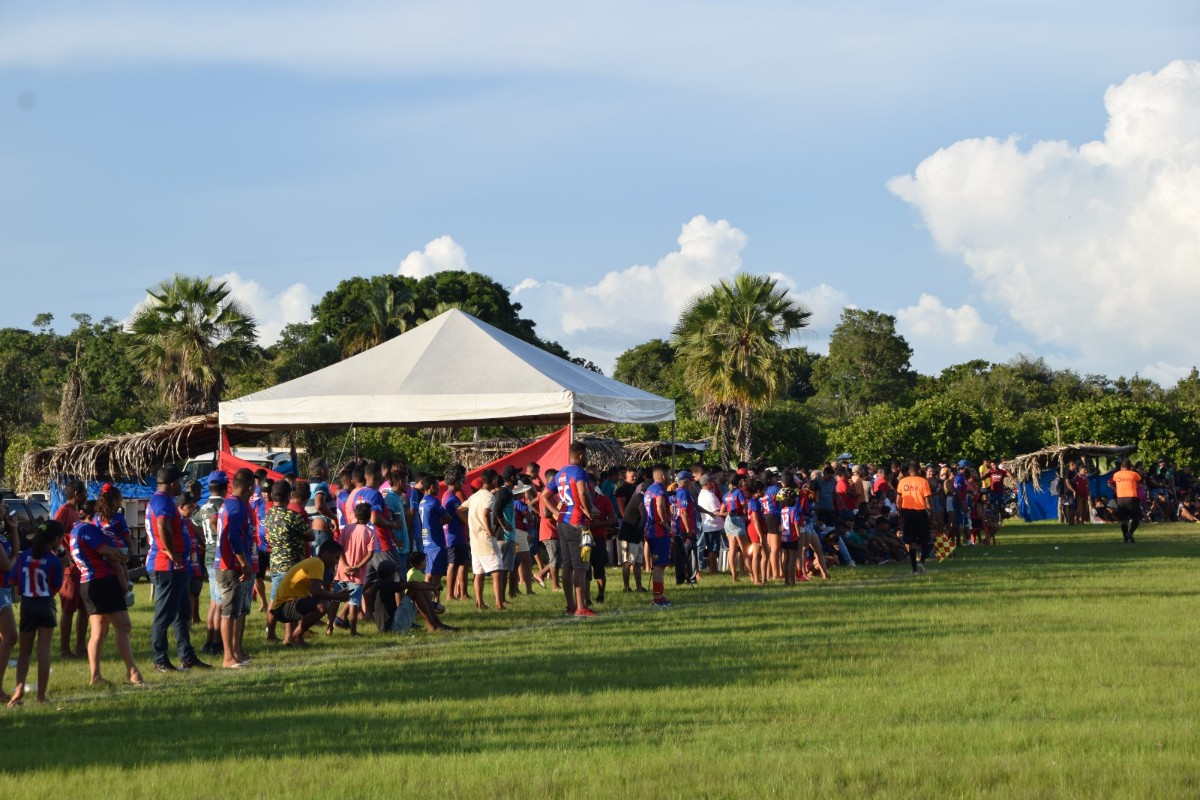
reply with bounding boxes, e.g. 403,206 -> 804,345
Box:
127,274 -> 258,420
338,281 -> 416,356
416,300 -> 481,325
671,274 -> 810,463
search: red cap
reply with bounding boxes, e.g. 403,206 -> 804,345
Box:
470,477 -> 483,490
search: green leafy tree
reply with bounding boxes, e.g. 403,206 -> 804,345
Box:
812,309 -> 915,419
672,274 -> 810,463
338,279 -> 416,356
127,274 -> 259,420
613,339 -> 684,399
0,329 -> 45,480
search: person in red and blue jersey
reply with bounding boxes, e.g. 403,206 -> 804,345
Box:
555,442 -> 594,617
335,465 -> 354,533
216,468 -> 255,669
353,462 -> 401,572
722,476 -> 750,582
71,519 -> 143,687
671,471 -> 698,587
7,520 -> 65,707
763,474 -> 783,581
642,464 -> 673,607
777,484 -> 801,587
147,466 -> 206,672
0,501 -> 18,700
250,472 -> 270,613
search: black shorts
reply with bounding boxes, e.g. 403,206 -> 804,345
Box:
900,509 -> 931,546
256,552 -> 269,579
589,541 -> 608,579
189,577 -> 203,596
817,509 -> 837,527
446,544 -> 471,567
1116,498 -> 1141,521
781,540 -> 800,551
273,596 -> 321,623
765,514 -> 781,535
20,596 -> 57,632
82,575 -> 127,617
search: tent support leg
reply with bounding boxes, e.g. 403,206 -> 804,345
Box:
670,421 -> 676,472
569,412 -> 575,445
353,425 -> 359,460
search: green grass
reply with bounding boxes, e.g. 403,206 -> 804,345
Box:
2,522 -> 1199,798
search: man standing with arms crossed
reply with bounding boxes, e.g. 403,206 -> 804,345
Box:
555,443 -> 595,618
148,466 -> 208,671
896,461 -> 933,575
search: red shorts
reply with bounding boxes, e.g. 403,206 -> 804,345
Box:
747,525 -> 762,545
59,565 -> 82,613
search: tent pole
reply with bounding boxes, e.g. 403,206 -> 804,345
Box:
568,412 -> 575,446
353,425 -> 359,460
671,421 -> 676,472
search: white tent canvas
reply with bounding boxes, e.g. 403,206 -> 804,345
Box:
219,309 -> 675,429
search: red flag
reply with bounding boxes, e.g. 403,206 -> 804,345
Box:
464,427 -> 571,487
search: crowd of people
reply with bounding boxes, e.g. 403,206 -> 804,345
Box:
0,444 -> 1174,706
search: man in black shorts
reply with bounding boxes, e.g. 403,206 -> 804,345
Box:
896,462 -> 933,575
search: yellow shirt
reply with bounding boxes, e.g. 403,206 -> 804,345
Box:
271,557 -> 324,610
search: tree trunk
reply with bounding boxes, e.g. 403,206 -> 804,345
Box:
0,431 -> 7,483
740,408 -> 754,463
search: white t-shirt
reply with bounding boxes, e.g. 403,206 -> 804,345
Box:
464,488 -> 498,554
697,489 -> 724,533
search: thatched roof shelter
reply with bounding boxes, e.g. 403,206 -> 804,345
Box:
444,434 -> 630,473
1007,443 -> 1136,490
18,413 -> 270,491
624,440 -> 710,465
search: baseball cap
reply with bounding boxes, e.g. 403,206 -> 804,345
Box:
957,459 -> 971,468
676,470 -> 691,483
156,465 -> 183,484
699,474 -> 711,486
513,480 -> 533,495
207,470 -> 229,487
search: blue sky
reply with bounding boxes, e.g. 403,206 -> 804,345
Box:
1,1 -> 1197,379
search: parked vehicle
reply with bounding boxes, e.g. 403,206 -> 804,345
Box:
0,490 -> 50,549
181,447 -> 303,486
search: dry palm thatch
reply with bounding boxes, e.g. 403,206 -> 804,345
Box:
57,359 -> 88,445
624,440 -> 711,466
18,413 -> 269,491
444,435 -> 630,473
1007,443 -> 1136,490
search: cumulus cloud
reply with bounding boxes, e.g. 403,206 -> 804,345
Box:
513,216 -> 856,371
895,294 -> 1014,373
216,272 -> 316,346
397,235 -> 468,279
888,59 -> 1200,380
515,215 -> 748,368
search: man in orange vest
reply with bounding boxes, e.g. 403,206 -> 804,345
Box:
1107,459 -> 1142,544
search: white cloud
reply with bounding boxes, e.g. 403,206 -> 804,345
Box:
216,272 -> 315,346
516,215 -> 748,369
397,235 -> 468,279
889,59 -> 1200,379
895,293 -> 1013,373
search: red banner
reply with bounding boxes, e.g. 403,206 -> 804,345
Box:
465,427 -> 570,487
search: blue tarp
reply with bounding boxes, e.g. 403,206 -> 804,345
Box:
49,476 -> 157,516
1017,468 -> 1118,522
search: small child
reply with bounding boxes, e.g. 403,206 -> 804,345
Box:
334,503 -> 375,637
179,492 -> 206,624
8,521 -> 66,707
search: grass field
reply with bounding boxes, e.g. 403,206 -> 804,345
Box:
1,522 -> 1198,798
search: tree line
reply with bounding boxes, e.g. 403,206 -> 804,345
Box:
4,268 -> 1200,485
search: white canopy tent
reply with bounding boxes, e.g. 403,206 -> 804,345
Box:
219,309 -> 675,430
